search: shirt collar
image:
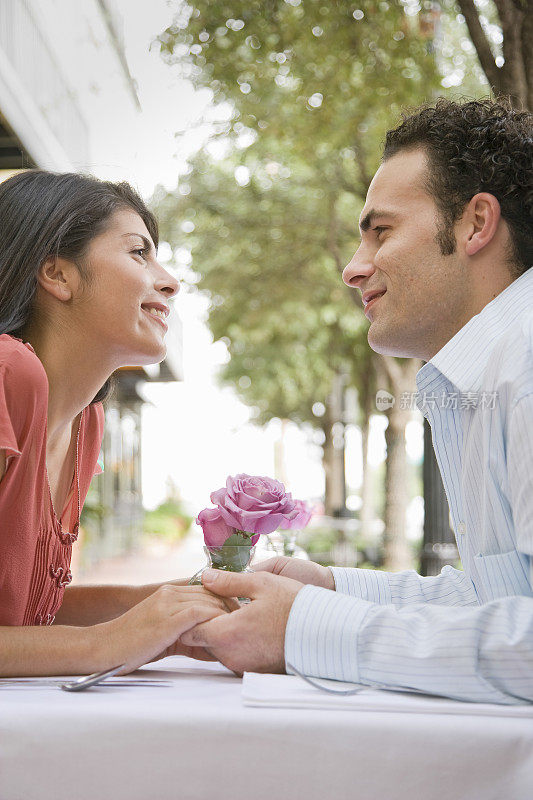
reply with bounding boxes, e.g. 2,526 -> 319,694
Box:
416,268 -> 533,394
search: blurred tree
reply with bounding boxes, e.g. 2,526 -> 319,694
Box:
454,0 -> 532,109
154,0 -> 459,569
154,150 -> 373,519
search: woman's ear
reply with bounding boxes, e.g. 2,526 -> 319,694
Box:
463,193 -> 501,257
37,256 -> 80,302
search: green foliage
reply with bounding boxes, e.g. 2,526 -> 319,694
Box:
154,1 -> 447,429
80,497 -> 107,525
302,525 -> 339,563
154,150 -> 371,425
158,0 -> 439,163
143,499 -> 193,543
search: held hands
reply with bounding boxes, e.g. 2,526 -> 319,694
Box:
93,584 -> 238,674
179,569 -> 304,675
89,557 -> 332,676
253,555 -> 335,590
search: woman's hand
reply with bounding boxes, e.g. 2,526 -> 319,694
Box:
91,584 -> 236,674
253,556 -> 335,590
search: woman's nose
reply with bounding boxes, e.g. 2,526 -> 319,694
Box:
342,246 -> 375,288
154,264 -> 180,298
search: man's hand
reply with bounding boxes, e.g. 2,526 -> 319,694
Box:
94,584 -> 235,674
179,569 -> 304,674
253,556 -> 335,590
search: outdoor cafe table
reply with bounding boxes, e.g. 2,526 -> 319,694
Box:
1,656 -> 532,800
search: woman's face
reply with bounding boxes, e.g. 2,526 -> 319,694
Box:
75,207 -> 179,367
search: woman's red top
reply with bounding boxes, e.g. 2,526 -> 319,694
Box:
0,335 -> 104,626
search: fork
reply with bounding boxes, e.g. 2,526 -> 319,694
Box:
0,664 -> 172,692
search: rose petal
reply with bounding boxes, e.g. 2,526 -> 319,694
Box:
197,507 -> 235,546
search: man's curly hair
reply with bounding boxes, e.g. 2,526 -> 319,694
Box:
383,98 -> 533,274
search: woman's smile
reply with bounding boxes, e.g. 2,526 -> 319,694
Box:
142,308 -> 168,331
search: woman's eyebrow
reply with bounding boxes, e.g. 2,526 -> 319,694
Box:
121,232 -> 155,254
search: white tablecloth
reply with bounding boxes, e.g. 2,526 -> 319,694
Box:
1,656 -> 532,800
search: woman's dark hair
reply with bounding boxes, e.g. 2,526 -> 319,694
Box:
0,170 -> 159,403
383,97 -> 533,274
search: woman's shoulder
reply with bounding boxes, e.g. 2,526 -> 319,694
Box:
0,336 -> 48,457
0,335 -> 48,395
0,334 -> 42,364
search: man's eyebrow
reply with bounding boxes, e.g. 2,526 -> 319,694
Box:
121,232 -> 155,253
359,209 -> 399,233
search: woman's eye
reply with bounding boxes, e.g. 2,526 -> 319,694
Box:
132,248 -> 148,261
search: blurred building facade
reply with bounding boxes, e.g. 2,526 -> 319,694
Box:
0,0 -> 183,567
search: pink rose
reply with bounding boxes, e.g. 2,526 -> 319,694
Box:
285,499 -> 314,530
197,507 -> 235,547
210,473 -> 298,536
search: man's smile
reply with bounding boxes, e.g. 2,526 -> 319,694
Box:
363,289 -> 386,317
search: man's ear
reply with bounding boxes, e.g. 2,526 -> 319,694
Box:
37,256 -> 80,302
463,193 -> 501,257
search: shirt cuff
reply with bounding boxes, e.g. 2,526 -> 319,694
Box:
330,567 -> 393,604
284,584 -> 373,683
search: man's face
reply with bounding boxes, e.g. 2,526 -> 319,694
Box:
342,148 -> 469,361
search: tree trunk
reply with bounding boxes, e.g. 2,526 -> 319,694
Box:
359,410 -> 373,539
420,419 -> 459,575
379,356 -> 421,572
321,413 -> 334,517
383,401 -> 413,571
322,374 -> 347,517
458,0 -> 533,111
357,361 -> 375,539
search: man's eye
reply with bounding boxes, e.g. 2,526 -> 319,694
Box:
374,226 -> 387,237
132,248 -> 148,260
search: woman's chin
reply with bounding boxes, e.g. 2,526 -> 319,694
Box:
124,342 -> 167,368
143,345 -> 166,365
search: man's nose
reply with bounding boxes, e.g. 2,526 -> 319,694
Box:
342,246 -> 375,288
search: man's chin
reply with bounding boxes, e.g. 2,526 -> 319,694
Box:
367,328 -> 411,358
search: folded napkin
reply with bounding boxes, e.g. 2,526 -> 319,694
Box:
242,672 -> 533,717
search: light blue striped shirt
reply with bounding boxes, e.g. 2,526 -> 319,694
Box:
285,268 -> 533,704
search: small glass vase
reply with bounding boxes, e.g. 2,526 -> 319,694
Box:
188,545 -> 256,602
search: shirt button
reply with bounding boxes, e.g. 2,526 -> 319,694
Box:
457,522 -> 467,536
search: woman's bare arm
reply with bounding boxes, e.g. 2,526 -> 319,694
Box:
54,579 -> 191,626
0,584 -> 228,677
0,623 -> 97,677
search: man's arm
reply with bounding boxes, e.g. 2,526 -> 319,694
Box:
181,569 -> 533,705
255,556 -> 479,608
283,391 -> 533,704
285,583 -> 533,704
330,563 -> 479,606
508,392 -> 533,588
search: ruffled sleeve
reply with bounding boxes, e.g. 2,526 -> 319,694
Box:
0,365 -> 22,460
